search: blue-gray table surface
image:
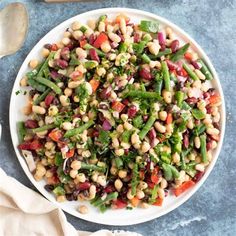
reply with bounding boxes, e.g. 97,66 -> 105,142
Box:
0,0 -> 235,235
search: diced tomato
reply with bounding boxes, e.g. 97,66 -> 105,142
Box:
70,71 -> 83,81
166,113 -> 173,125
210,134 -> 220,142
66,148 -> 75,158
93,32 -> 108,48
139,170 -> 145,179
89,78 -> 100,92
208,93 -> 221,105
115,14 -> 130,24
130,196 -> 140,206
111,101 -> 125,113
18,140 -> 42,150
153,197 -> 163,206
48,130 -> 62,142
181,68 -> 188,77
47,175 -> 60,185
113,199 -> 127,209
173,180 -> 195,197
184,52 -> 193,61
51,44 -> 58,51
147,181 -> 155,189
80,39 -> 87,48
150,167 -> 159,184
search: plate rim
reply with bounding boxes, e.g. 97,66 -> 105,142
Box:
9,7 -> 226,226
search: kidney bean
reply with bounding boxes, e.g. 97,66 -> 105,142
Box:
45,94 -> 55,107
191,61 -> 201,69
60,47 -> 70,61
77,181 -> 91,191
193,171 -> 204,182
122,98 -> 130,106
25,119 -> 38,129
44,44 -> 52,50
139,68 -> 152,80
50,70 -> 61,80
104,185 -> 116,194
157,32 -> 166,50
166,59 -> 179,71
89,34 -> 96,45
127,105 -> 138,118
186,97 -> 198,105
170,39 -> 179,53
99,87 -> 111,100
55,59 -> 68,69
134,32 -> 140,43
44,184 -> 54,192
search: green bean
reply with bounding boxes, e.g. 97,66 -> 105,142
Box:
121,130 -> 133,143
139,115 -> 156,140
83,43 -> 105,57
131,163 -> 139,195
34,77 -> 62,94
119,42 -> 128,53
79,26 -> 87,33
175,91 -> 184,107
141,53 -> 151,63
197,59 -> 213,80
161,61 -> 171,91
81,163 -> 106,173
53,186 -> 65,196
37,52 -> 55,78
84,60 -> 98,69
133,115 -> 143,129
114,157 -> 123,169
162,163 -> 173,181
26,63 -> 43,79
154,74 -> 163,96
27,78 -> 47,92
33,88 -> 51,105
169,165 -> 180,178
200,134 -> 207,163
124,90 -> 162,101
17,121 -> 26,142
149,185 -> 158,204
32,124 -> 56,133
170,43 -> 190,62
149,48 -> 172,60
64,120 -> 94,138
92,192 -> 118,207
183,63 -> 199,81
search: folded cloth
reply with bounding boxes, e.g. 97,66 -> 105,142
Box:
0,168 -> 141,236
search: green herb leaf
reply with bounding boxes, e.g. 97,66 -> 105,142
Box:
192,109 -> 205,120
139,20 -> 159,33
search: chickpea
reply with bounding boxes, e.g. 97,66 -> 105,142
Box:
62,37 -> 71,45
114,179 -> 123,191
41,48 -> 50,58
101,41 -> 111,53
124,122 -> 133,130
72,21 -> 81,31
81,150 -> 91,158
118,169 -> 127,179
64,88 -> 72,97
172,152 -> 180,164
71,160 -> 81,170
89,185 -> 96,199
73,30 -> 83,40
76,173 -> 86,183
69,169 -> 78,179
147,41 -> 160,55
116,124 -> 124,133
76,47 -> 87,59
87,19 -> 96,30
194,136 -> 201,149
29,59 -> 38,69
206,127 -> 220,136
127,189 -> 134,200
141,141 -> 151,153
32,105 -> 46,115
108,32 -> 121,43
119,17 -> 126,35
20,76 -> 28,87
131,132 -> 140,145
187,119 -> 194,129
136,190 -> 145,199
140,202 -> 149,209
98,21 -> 106,32
195,163 -> 205,172
159,111 -> 167,121
96,67 -> 106,77
57,195 -> 66,202
138,181 -> 148,190
59,95 -> 70,107
154,121 -> 166,133
160,178 -> 168,189
78,205 -> 88,214
84,28 -> 93,38
162,90 -> 172,104
62,121 -> 73,131
48,105 -> 58,116
115,148 -> 124,156
97,175 -> 106,186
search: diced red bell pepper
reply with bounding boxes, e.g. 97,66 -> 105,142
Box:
208,93 -> 221,105
173,180 -> 195,197
113,199 -> 127,209
18,139 -> 42,150
89,78 -> 100,92
66,148 -> 75,158
111,101 -> 125,113
184,52 -> 193,61
70,71 -> 83,81
166,113 -> 173,125
93,33 -> 108,48
150,167 -> 160,184
80,39 -> 87,48
50,44 -> 58,51
153,197 -> 163,206
48,130 -> 63,142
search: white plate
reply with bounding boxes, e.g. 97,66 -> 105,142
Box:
9,8 -> 226,226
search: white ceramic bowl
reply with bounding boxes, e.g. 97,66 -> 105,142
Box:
9,8 -> 226,226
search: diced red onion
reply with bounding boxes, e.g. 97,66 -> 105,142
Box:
157,32 -> 166,50
60,47 -> 70,61
50,70 -> 60,80
183,133 -> 189,148
102,119 -> 112,131
100,87 -> 112,100
127,105 -> 138,118
193,171 -> 204,182
89,48 -> 100,62
89,34 -> 96,45
191,60 -> 201,69
166,59 -> 180,71
55,59 -> 68,69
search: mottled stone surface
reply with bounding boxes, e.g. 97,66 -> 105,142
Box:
0,0 -> 235,235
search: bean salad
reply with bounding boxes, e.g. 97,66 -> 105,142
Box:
18,14 -> 222,213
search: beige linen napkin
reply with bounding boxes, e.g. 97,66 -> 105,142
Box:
0,168 -> 141,236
